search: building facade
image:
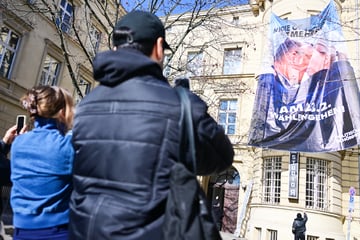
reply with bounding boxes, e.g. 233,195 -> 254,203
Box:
165,0 -> 360,239
0,0 -> 123,232
1,0 -> 360,240
0,0 -> 123,136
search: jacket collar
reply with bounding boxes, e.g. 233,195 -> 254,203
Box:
93,48 -> 167,86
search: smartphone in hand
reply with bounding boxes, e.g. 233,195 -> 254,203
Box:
16,115 -> 26,134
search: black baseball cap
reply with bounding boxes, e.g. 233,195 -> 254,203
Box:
114,11 -> 172,51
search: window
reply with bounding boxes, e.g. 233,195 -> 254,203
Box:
0,26 -> 20,79
263,157 -> 282,204
75,77 -> 91,103
267,229 -> 277,240
186,51 -> 203,76
75,65 -> 93,103
218,99 -> 237,135
56,0 -> 73,33
307,236 -> 319,240
40,55 -> 61,86
255,227 -> 262,240
232,16 -> 239,24
87,24 -> 101,56
223,48 -> 242,75
163,54 -> 171,77
167,26 -> 173,32
306,158 -> 329,210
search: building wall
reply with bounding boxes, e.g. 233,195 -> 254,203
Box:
166,0 -> 360,239
247,1 -> 360,239
0,0 -> 121,136
1,0 -> 359,239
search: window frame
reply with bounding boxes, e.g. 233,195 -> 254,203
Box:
307,236 -> 320,240
267,229 -> 278,240
56,0 -> 74,33
232,16 -> 239,25
186,51 -> 203,77
223,47 -> 242,75
0,11 -> 32,81
262,156 -> 282,204
163,54 -> 171,77
74,64 -> 93,103
75,77 -> 91,103
38,39 -> 64,86
39,54 -> 61,86
0,25 -> 21,79
87,23 -> 102,57
218,99 -> 238,135
306,157 -> 329,211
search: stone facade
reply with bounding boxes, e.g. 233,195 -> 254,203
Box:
0,0 -> 123,135
166,0 -> 360,239
1,0 -> 360,239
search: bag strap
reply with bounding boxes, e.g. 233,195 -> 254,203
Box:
175,86 -> 197,173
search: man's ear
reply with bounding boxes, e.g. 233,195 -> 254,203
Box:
150,37 -> 165,66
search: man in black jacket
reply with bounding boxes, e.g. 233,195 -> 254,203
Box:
292,212 -> 308,240
69,11 -> 234,240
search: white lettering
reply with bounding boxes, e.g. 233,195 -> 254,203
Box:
273,105 -> 346,122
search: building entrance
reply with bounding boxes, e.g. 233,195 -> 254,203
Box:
207,167 -> 240,233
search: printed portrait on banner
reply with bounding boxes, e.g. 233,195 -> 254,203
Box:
248,0 -> 360,152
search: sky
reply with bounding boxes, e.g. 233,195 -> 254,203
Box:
120,0 -> 250,15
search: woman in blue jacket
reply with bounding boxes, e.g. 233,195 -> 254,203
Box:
10,86 -> 74,240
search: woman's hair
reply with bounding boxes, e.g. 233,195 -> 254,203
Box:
21,85 -> 74,132
112,27 -> 154,56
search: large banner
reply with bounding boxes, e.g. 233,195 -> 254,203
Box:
248,1 -> 360,152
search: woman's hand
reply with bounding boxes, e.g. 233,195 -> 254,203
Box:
2,124 -> 27,144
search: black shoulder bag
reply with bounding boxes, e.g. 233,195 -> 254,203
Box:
163,86 -> 222,240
